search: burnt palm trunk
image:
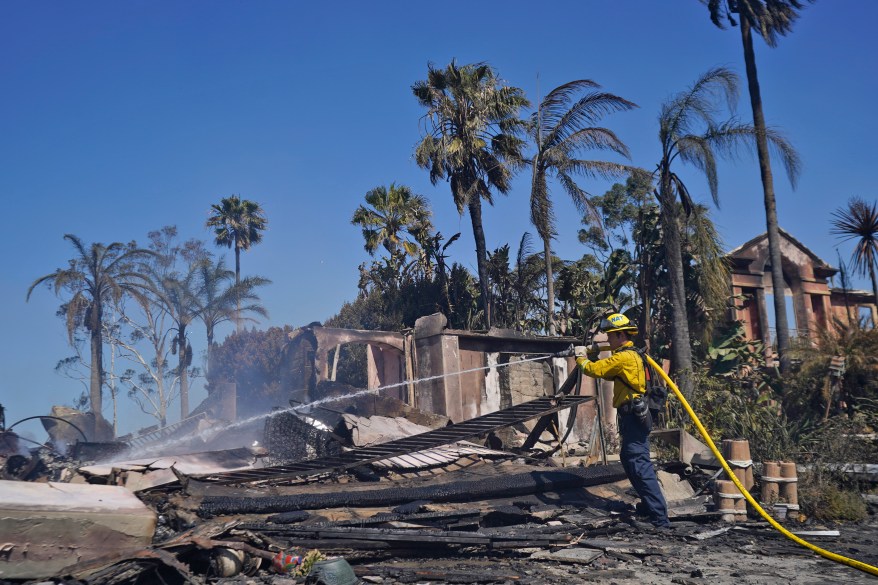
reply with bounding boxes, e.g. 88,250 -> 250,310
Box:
543,235 -> 556,336
206,325 -> 215,374
741,17 -> 791,373
234,239 -> 242,332
468,196 -> 492,329
869,263 -> 878,313
438,260 -> 453,317
659,170 -> 694,398
865,260 -> 878,328
178,325 -> 189,419
88,300 -> 104,419
637,206 -> 653,352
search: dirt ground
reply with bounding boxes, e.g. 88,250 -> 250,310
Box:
522,520 -> 878,585
325,520 -> 878,585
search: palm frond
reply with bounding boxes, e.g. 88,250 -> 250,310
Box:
661,67 -> 739,145
676,135 -> 720,205
533,80 -> 600,135
563,160 -> 636,182
559,127 -> 632,159
529,169 -> 554,241
831,197 -> 878,279
543,91 -> 638,147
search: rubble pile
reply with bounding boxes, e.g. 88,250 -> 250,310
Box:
2,398 -> 877,585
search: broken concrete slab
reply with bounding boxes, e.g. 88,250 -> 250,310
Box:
0,479 -> 157,579
658,469 -> 697,501
530,546 -> 604,564
342,413 -> 437,446
77,446 -> 264,491
79,446 -> 261,476
576,538 -> 670,556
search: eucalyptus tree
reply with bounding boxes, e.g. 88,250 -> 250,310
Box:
583,171 -> 660,345
27,235 -> 154,420
206,195 -> 268,329
195,257 -> 270,365
831,197 -> 878,305
108,292 -> 175,427
413,60 -> 529,328
704,0 -> 809,372
528,79 -> 637,335
655,67 -> 799,397
351,183 -> 433,286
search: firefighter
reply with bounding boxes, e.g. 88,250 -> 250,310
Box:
576,313 -> 671,529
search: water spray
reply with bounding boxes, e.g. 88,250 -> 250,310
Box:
118,353 -> 558,461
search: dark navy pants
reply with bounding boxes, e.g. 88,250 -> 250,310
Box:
619,412 -> 670,527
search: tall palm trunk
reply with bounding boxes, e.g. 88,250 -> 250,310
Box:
88,301 -> 104,420
178,325 -> 189,419
543,236 -> 556,336
636,206 -> 653,352
206,325 -> 215,371
468,196 -> 492,329
741,17 -> 791,373
234,242 -> 242,332
659,171 -> 694,397
869,263 -> 878,314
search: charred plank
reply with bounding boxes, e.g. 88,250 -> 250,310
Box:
198,464 -> 625,516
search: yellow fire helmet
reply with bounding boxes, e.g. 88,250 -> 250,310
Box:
600,312 -> 638,334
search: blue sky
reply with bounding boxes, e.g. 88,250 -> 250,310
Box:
2,1 -> 876,438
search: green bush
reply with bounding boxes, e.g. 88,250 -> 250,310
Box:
799,483 -> 867,523
673,371 -> 798,462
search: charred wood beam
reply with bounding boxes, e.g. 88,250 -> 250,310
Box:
521,368 -> 581,451
229,525 -> 570,547
198,464 -> 626,517
239,509 -> 484,533
65,548 -> 195,584
282,538 -> 393,550
519,413 -> 560,451
332,509 -> 483,528
265,510 -> 311,524
353,563 -> 525,583
455,336 -> 578,355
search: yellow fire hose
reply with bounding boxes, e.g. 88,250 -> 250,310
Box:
643,354 -> 878,577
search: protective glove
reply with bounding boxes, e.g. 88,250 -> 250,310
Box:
586,343 -> 601,361
573,346 -> 588,368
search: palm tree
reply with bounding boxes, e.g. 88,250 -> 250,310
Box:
27,235 -> 153,421
831,197 -> 878,305
417,231 -> 461,313
351,183 -> 433,285
413,60 -> 529,328
148,263 -> 201,419
206,195 -> 268,330
705,0 -> 811,372
487,233 -> 547,331
194,257 -> 270,365
655,67 -> 799,397
529,79 -> 637,335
